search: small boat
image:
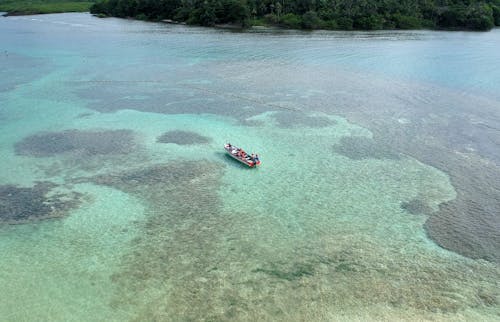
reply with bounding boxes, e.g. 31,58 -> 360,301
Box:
224,143 -> 261,167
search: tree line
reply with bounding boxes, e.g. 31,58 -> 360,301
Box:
90,0 -> 500,30
0,0 -> 93,15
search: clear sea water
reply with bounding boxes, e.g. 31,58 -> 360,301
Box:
1,13 -> 499,321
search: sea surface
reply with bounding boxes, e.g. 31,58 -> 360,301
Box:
0,13 -> 499,321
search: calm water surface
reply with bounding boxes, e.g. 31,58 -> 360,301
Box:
0,13 -> 499,321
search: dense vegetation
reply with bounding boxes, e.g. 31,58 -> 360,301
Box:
89,0 -> 500,30
0,0 -> 93,15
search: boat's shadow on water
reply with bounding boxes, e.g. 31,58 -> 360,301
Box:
215,152 -> 258,170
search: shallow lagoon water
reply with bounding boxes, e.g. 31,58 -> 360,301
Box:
0,13 -> 499,321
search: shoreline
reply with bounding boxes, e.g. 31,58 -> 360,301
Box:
133,14 -> 497,32
2,10 -> 495,32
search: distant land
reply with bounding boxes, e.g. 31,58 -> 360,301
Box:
0,0 -> 93,16
1,0 -> 499,31
90,0 -> 500,31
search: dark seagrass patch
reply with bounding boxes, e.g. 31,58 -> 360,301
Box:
0,182 -> 82,224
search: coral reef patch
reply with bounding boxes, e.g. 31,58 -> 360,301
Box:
333,136 -> 401,160
0,182 -> 82,224
401,198 -> 434,215
425,196 -> 500,263
0,53 -> 50,93
156,130 -> 211,145
76,84 -> 273,121
15,129 -> 135,157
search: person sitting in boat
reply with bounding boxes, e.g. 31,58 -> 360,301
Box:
255,154 -> 260,162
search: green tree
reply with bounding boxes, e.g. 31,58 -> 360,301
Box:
281,12 -> 301,28
90,0 -> 498,31
492,5 -> 500,25
337,17 -> 353,30
199,0 -> 216,25
302,10 -> 321,28
393,13 -> 422,29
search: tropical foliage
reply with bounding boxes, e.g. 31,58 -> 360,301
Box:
0,0 -> 93,15
87,0 -> 500,30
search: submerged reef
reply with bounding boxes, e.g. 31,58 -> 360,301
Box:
76,83 -> 273,122
401,198 -> 435,215
253,262 -> 315,281
272,111 -> 335,128
76,112 -> 94,118
0,182 -> 82,224
0,53 -> 50,93
86,160 -> 243,319
309,72 -> 500,263
425,193 -> 500,263
89,161 -> 219,192
15,129 -> 135,157
76,159 -> 500,320
157,130 -> 211,145
333,136 -> 401,160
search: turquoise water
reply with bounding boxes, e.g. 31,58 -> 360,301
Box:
1,13 -> 499,321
